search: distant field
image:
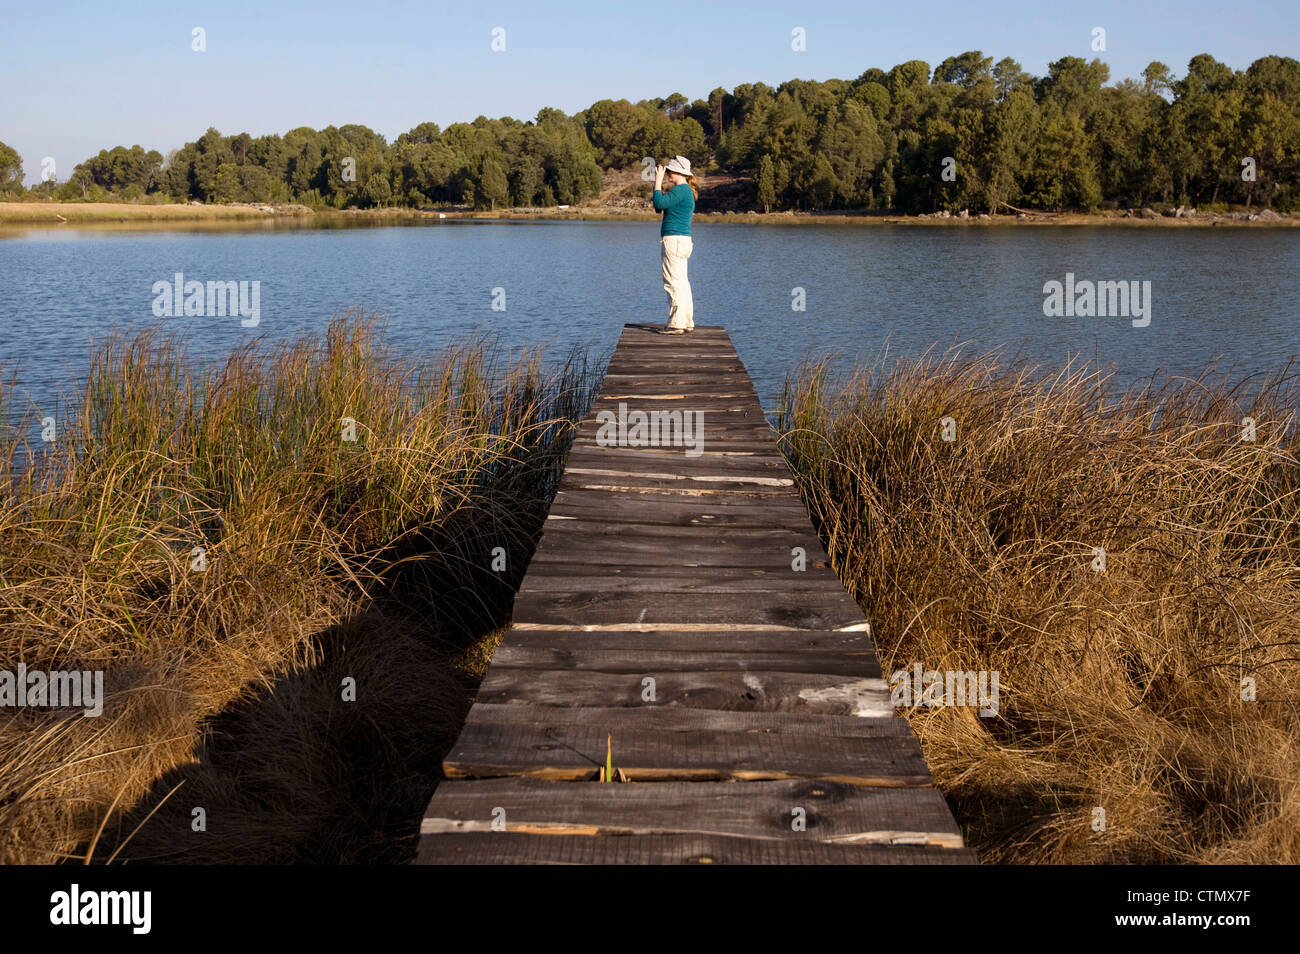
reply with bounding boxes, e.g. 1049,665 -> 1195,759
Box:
2,199 -> 1295,228
0,201 -> 285,224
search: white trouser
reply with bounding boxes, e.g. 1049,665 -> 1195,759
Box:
661,235 -> 694,329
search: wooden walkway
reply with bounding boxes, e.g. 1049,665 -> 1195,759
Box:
416,324 -> 975,864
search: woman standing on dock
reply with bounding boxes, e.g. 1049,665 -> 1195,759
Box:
652,156 -> 697,334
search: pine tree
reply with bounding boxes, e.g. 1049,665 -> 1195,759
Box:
756,154 -> 775,212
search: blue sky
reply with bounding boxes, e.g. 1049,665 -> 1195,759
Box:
3,0 -> 1296,183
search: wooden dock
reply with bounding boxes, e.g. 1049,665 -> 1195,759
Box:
415,324 -> 975,865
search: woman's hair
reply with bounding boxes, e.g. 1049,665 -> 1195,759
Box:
666,163 -> 700,199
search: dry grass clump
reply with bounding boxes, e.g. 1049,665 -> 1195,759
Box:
0,310 -> 597,863
0,201 -> 277,225
777,349 -> 1300,863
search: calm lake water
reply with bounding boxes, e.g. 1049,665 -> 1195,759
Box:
1,220 -> 1297,413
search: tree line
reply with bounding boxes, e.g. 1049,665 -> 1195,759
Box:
3,51 -> 1297,212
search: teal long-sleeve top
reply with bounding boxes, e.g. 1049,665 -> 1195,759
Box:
652,182 -> 694,236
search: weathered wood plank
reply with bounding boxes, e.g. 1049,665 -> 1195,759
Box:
528,526 -> 832,568
567,443 -> 779,456
526,550 -> 825,571
474,669 -> 889,715
561,450 -> 791,477
566,436 -> 778,453
581,405 -> 769,419
599,364 -> 752,373
415,832 -> 977,864
522,560 -> 834,580
510,590 -> 865,629
530,522 -> 828,546
542,509 -> 812,530
559,476 -> 797,497
582,411 -> 769,426
442,722 -> 929,785
613,340 -> 735,349
413,323 -> 968,865
561,464 -> 790,481
589,392 -> 762,406
516,570 -> 848,594
547,492 -> 816,528
601,360 -> 744,368
614,334 -> 734,344
615,338 -> 734,346
560,459 -> 790,480
568,438 -> 782,456
611,330 -> 732,341
460,703 -> 904,736
611,346 -> 739,353
599,373 -> 755,384
531,521 -> 823,540
607,358 -> 745,368
591,366 -> 746,378
576,406 -> 766,420
493,628 -> 873,654
422,778 -> 964,847
489,645 -> 882,678
573,432 -> 774,447
550,487 -> 808,507
575,415 -> 771,430
589,392 -> 760,405
606,350 -> 740,360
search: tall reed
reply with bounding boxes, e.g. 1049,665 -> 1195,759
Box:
778,348 -> 1300,863
0,310 -> 597,863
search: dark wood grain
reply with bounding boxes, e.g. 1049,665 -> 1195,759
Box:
459,703 -> 905,736
442,721 -> 931,785
416,832 -> 977,864
412,324 -> 971,866
492,628 -> 873,654
509,589 -> 866,629
516,568 -> 847,593
474,668 -> 890,715
422,778 -> 964,847
489,645 -> 882,678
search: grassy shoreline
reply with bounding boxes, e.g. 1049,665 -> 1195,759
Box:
0,201 -> 304,225
779,350 -> 1300,863
3,319 -> 1297,864
2,199 -> 1296,228
0,314 -> 598,863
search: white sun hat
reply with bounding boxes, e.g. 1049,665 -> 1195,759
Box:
665,155 -> 695,177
